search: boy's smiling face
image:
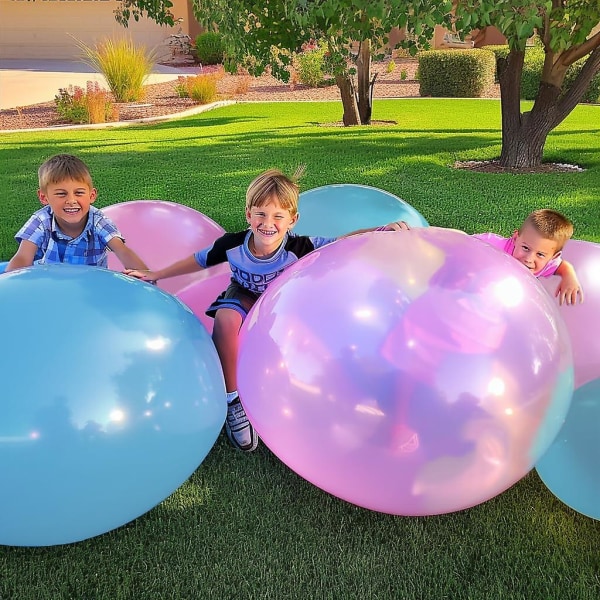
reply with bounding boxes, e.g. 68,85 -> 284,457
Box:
511,225 -> 559,275
246,196 -> 298,256
38,177 -> 97,236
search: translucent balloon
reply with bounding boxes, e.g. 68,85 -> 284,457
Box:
102,200 -> 225,295
0,265 -> 226,546
0,261 -> 7,274
536,378 -> 600,520
175,263 -> 232,334
294,184 -> 429,237
237,228 -> 573,516
540,239 -> 600,389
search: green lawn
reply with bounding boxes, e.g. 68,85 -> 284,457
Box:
1,99 -> 599,600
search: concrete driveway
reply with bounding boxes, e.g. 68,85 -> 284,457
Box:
0,59 -> 187,110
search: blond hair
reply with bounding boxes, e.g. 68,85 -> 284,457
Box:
245,166 -> 305,217
520,209 -> 574,251
38,154 -> 93,192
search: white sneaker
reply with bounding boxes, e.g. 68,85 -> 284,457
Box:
225,397 -> 259,452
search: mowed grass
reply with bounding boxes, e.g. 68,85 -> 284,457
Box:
0,99 -> 599,600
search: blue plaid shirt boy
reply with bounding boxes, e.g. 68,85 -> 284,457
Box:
15,205 -> 122,267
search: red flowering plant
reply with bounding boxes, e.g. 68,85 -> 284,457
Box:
54,81 -> 115,124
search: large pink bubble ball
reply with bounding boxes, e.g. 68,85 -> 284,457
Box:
103,200 -> 225,295
176,263 -> 233,334
237,228 -> 574,516
540,239 -> 600,389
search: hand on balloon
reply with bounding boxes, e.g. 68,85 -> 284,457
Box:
555,276 -> 584,306
382,220 -> 411,232
553,259 -> 583,305
123,269 -> 158,284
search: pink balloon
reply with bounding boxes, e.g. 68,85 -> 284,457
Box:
102,200 -> 225,295
540,239 -> 600,389
237,228 -> 574,516
175,263 -> 232,334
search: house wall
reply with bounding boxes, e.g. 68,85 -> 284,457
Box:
0,0 -> 198,60
388,25 -> 507,53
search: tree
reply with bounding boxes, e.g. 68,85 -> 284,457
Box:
116,0 -> 453,126
116,1 -> 600,168
189,0 -> 456,126
451,1 -> 600,168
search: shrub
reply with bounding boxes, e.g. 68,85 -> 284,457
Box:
563,59 -> 600,103
54,81 -> 115,124
488,46 -> 599,103
418,49 -> 496,97
520,47 -> 545,100
293,40 -> 331,87
484,44 -> 510,82
173,76 -> 189,98
85,82 -> 115,123
195,32 -> 225,65
175,72 -> 223,103
74,36 -> 154,103
232,68 -> 252,95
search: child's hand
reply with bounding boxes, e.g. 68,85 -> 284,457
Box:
382,220 -> 411,232
123,269 -> 158,283
555,275 -> 584,306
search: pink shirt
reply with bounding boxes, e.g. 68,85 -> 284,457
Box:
473,233 -> 562,278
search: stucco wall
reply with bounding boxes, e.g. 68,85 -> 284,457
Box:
0,0 -> 194,60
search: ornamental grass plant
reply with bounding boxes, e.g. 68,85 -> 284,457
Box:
74,35 -> 155,103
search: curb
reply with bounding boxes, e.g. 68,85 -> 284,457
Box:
0,100 -> 236,134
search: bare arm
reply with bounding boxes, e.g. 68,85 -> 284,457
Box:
124,254 -> 204,283
108,238 -> 149,271
340,220 -> 411,238
5,240 -> 38,272
554,259 -> 583,305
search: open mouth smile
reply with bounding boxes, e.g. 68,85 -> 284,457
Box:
257,228 -> 277,236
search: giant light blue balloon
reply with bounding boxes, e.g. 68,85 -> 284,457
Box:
0,261 -> 8,274
295,184 -> 429,237
0,265 -> 226,546
536,378 -> 600,520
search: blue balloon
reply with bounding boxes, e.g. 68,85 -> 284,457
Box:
536,378 -> 600,520
0,261 -> 8,274
295,184 -> 429,237
0,265 -> 226,546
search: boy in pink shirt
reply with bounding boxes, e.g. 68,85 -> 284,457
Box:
473,209 -> 582,305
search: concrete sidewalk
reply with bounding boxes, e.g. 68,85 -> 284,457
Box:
0,59 -> 187,110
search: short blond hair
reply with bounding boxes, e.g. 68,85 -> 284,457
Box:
38,154 -> 93,192
245,168 -> 303,217
520,209 -> 574,252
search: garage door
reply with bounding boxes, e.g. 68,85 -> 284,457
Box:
0,0 -> 188,60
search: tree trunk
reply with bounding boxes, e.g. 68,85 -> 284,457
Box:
356,40 -> 372,124
499,83 -> 559,168
498,50 -> 548,168
336,74 -> 360,126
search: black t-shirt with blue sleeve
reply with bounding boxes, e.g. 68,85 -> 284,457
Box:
193,230 -> 336,295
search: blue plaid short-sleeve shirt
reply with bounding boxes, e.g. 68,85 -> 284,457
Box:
15,205 -> 122,267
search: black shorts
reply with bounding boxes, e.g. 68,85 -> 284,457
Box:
205,280 -> 260,320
